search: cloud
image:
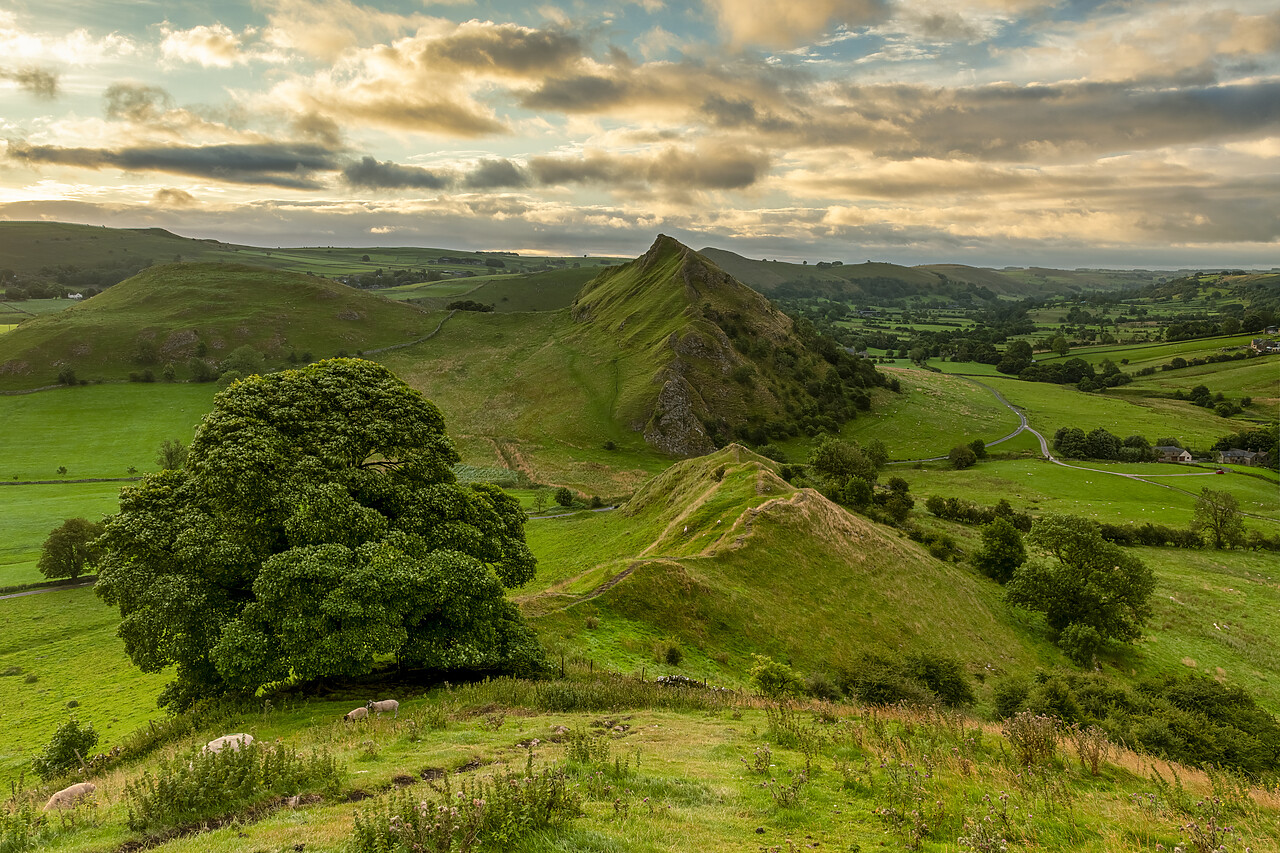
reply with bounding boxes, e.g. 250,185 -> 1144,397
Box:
1,66 -> 58,98
104,83 -> 174,123
160,23 -> 270,68
705,0 -> 889,49
153,188 -> 197,207
530,143 -> 770,191
416,20 -> 583,76
463,158 -> 530,188
9,142 -> 339,189
262,0 -> 439,60
342,156 -> 453,189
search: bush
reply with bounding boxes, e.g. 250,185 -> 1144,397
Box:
32,716 -> 99,781
554,486 -> 574,507
904,651 -> 974,706
749,654 -> 805,698
1003,711 -> 1058,766
949,445 -> 977,469
124,741 -> 341,832
992,679 -> 1029,719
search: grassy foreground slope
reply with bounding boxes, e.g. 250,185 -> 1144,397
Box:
0,264 -> 433,389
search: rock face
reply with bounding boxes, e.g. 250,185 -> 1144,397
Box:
644,372 -> 716,456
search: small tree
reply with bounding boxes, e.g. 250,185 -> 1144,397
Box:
949,445 -> 977,469
972,517 -> 1026,584
32,716 -> 99,781
1191,488 -> 1246,549
749,654 -> 804,698
38,518 -> 105,581
156,438 -> 189,470
554,486 -> 574,507
969,438 -> 988,460
532,489 -> 549,512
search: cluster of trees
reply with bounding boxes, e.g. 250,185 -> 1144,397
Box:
948,438 -> 987,469
1051,427 -> 1167,462
924,496 -> 1033,530
798,436 -> 919,524
1174,384 -> 1250,418
1019,357 -> 1131,391
1213,424 -> 1277,462
2,259 -> 151,300
445,300 -> 495,312
95,359 -> 545,709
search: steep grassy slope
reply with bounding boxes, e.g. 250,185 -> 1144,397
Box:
523,446 -> 1061,683
0,264 -> 433,389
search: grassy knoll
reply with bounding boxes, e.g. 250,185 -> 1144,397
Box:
522,447 -> 1066,686
380,310 -> 669,495
0,483 -> 123,587
0,587 -> 169,785
0,264 -> 436,390
980,376 -> 1237,449
1130,547 -> 1280,711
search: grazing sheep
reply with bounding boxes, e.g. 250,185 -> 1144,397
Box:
44,781 -> 96,811
344,706 -> 369,722
367,699 -> 399,718
204,733 -> 254,754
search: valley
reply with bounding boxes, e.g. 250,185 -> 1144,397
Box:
0,224 -> 1277,853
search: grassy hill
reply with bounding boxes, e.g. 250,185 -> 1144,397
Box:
0,263 -> 435,389
524,446 -> 1060,681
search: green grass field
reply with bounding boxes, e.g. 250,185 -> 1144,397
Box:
0,483 -> 124,587
898,457 -> 1280,527
979,376 -> 1241,450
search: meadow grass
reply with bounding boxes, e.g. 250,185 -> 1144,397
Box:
980,376 -> 1239,449
897,457 -> 1280,527
0,483 -> 124,586
0,586 -> 170,787
0,383 -> 218,480
834,367 -> 1019,459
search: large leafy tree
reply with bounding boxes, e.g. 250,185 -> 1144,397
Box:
97,359 -> 542,709
1005,515 -> 1155,664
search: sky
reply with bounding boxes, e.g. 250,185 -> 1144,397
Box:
1,0 -> 1278,268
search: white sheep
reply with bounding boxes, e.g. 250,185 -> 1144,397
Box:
44,781 -> 96,811
344,706 -> 369,722
366,699 -> 399,718
204,733 -> 254,754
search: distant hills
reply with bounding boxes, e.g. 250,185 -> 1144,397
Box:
0,263 -> 432,389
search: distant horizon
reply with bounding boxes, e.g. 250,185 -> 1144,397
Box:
6,217 -> 1277,276
3,2 -> 1278,269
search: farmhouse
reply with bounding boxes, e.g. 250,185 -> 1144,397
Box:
1250,338 -> 1280,353
1154,446 -> 1192,463
1217,449 -> 1269,467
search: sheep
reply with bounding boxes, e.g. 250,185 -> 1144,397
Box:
204,733 -> 254,754
344,706 -> 369,722
44,781 -> 96,811
366,699 -> 399,719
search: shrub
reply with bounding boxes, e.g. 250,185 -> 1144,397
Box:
992,679 -> 1029,719
749,654 -> 804,698
350,765 -> 581,853
124,741 -> 341,832
949,445 -> 977,469
1003,711 -> 1058,766
553,486 -> 574,507
32,716 -> 98,781
904,651 -> 974,706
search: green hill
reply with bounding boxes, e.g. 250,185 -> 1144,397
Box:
0,263 -> 434,389
524,445 -> 1058,680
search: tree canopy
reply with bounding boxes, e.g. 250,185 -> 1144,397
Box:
1005,515 -> 1155,664
96,359 -> 542,709
1191,488 -> 1247,549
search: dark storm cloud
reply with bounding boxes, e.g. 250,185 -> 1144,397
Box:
342,156 -> 454,189
462,158 -> 530,189
9,142 -> 339,189
2,67 -> 59,99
